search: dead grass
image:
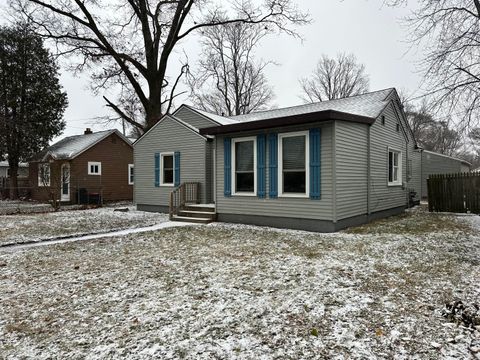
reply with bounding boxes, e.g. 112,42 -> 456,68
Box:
0,209 -> 479,358
346,205 -> 471,235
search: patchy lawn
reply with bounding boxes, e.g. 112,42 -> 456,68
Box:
0,208 -> 479,359
0,199 -> 59,215
0,206 -> 166,246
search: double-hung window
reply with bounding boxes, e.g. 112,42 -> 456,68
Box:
161,153 -> 174,186
88,162 -> 101,175
279,131 -> 309,196
388,148 -> 402,186
232,137 -> 256,195
128,164 -> 134,185
38,163 -> 50,186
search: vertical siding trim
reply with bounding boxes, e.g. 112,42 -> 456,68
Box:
174,151 -> 180,186
268,133 -> 278,198
332,121 -> 337,223
367,125 -> 371,214
309,128 -> 321,199
257,134 -> 266,198
224,137 -> 232,197
154,153 -> 160,187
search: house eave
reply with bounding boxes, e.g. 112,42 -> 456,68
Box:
199,110 -> 375,136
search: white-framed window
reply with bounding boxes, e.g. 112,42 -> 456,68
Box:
388,148 -> 402,186
38,163 -> 50,187
128,164 -> 134,185
279,131 -> 309,197
160,153 -> 174,186
232,137 -> 257,196
88,161 -> 102,175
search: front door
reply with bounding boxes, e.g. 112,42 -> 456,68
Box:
61,163 -> 70,202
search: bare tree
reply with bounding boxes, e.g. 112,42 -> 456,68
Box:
13,0 -> 309,131
300,53 -> 370,102
387,0 -> 480,128
403,100 -> 435,143
188,21 -> 275,116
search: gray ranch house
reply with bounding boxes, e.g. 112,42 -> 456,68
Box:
134,88 -> 423,232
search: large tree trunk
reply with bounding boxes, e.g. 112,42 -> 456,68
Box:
8,164 -> 19,200
145,82 -> 163,130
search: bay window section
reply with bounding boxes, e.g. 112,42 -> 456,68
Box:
279,132 -> 309,196
232,138 -> 256,195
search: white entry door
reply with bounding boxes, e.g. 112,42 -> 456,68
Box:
61,163 -> 70,202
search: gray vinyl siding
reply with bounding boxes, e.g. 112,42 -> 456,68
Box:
215,122 -> 334,221
0,166 -> 28,178
410,150 -> 422,200
335,121 -> 368,220
369,102 -> 408,212
134,116 -> 208,207
421,151 -> 470,198
385,91 -> 421,202
174,106 -> 219,129
460,163 -> 471,173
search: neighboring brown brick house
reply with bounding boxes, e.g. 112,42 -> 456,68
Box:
29,129 -> 133,203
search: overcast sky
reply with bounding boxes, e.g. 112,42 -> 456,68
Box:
2,0 -> 423,142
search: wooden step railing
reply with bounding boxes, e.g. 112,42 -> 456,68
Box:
169,182 -> 200,220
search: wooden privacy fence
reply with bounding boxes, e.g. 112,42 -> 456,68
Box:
0,177 -> 31,199
427,172 -> 480,214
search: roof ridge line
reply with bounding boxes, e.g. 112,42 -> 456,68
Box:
229,88 -> 396,119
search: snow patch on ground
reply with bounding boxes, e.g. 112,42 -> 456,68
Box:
0,207 -> 479,358
0,206 -> 167,246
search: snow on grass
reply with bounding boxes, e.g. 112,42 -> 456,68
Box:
0,199 -> 54,215
0,208 -> 479,358
0,206 -> 167,246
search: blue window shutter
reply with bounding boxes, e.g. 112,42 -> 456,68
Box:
154,153 -> 160,187
174,151 -> 180,186
268,133 -> 278,198
309,128 -> 321,199
257,134 -> 266,198
224,138 -> 232,197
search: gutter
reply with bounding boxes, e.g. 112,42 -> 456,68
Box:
200,110 -> 376,136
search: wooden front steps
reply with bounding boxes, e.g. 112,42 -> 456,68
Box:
171,203 -> 216,224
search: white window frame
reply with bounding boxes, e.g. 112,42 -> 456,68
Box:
231,136 -> 257,196
278,131 -> 310,198
128,164 -> 134,185
88,161 -> 102,175
387,147 -> 402,186
160,152 -> 175,187
38,163 -> 50,187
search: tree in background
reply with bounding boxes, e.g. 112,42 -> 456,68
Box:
15,0 -> 309,131
0,24 -> 67,199
465,128 -> 480,169
388,0 -> 480,128
404,101 -> 463,156
300,53 -> 370,102
188,21 -> 274,116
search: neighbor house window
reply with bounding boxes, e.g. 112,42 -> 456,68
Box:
38,163 -> 50,186
388,148 -> 402,186
232,137 -> 256,195
279,131 -> 309,196
128,164 -> 134,185
88,161 -> 102,175
161,153 -> 174,186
